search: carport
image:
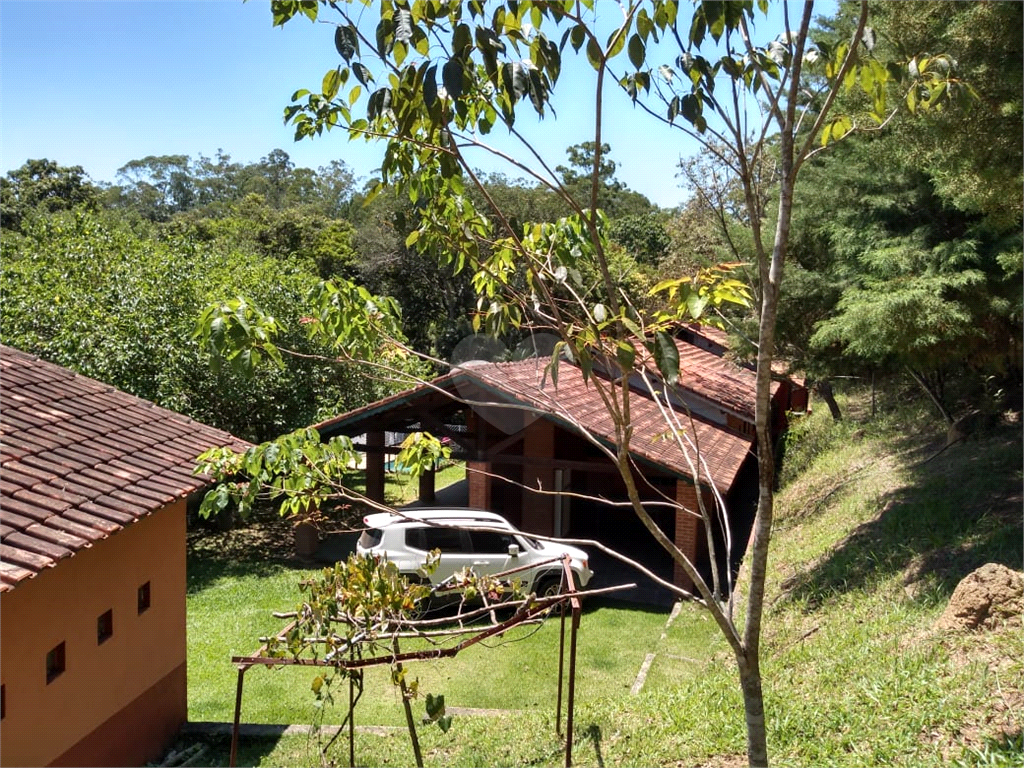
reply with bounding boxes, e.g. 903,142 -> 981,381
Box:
312,346 -> 764,596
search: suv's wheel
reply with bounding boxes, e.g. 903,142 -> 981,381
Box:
535,574 -> 564,598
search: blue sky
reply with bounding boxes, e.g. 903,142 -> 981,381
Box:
0,1 -> 831,209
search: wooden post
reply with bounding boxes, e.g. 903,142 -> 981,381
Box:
418,463 -> 436,505
365,431 -> 386,503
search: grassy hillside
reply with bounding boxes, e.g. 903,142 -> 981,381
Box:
179,387 -> 1022,767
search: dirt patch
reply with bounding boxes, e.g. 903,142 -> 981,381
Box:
683,753 -> 748,768
936,563 -> 1023,632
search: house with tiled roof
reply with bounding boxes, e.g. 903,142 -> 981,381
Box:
0,345 -> 248,767
313,338 -> 805,594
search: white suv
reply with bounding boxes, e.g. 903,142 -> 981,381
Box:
356,508 -> 592,597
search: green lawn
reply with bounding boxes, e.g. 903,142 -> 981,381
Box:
187,554 -> 676,728
180,395 -> 1023,767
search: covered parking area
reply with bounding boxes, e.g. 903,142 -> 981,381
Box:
313,354 -> 760,598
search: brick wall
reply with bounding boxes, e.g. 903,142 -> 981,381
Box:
673,481 -> 703,592
520,419 -> 555,536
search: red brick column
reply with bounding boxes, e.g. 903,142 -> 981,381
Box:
466,411 -> 492,510
521,419 -> 555,536
673,481 -> 702,592
467,460 -> 491,509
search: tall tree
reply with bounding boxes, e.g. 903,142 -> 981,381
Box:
778,0 -> 1023,420
1,209 -> 400,442
200,2 -> 959,763
0,159 -> 100,233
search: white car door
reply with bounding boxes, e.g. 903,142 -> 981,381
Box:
466,529 -> 518,582
407,526 -> 475,587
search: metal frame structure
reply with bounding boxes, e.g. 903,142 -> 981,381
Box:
227,555 -> 633,767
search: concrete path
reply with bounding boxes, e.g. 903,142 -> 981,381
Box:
629,600 -> 683,695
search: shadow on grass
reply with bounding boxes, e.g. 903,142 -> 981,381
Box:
167,732 -> 285,768
957,730 -> 1024,768
785,426 -> 1022,609
186,507 -> 364,594
584,723 -> 606,768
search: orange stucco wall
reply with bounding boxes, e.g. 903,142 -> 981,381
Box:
0,501 -> 187,767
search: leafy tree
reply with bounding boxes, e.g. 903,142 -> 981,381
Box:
114,154 -> 197,221
776,1 -> 1023,421
0,209 -> 400,442
556,141 -> 660,218
0,159 -> 101,233
199,2 -> 960,763
608,211 -> 671,265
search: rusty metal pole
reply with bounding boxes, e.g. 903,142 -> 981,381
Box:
348,666 -> 356,767
556,602 -> 566,737
230,666 -> 247,768
564,602 -> 581,767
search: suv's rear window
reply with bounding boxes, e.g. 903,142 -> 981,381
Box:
358,529 -> 383,549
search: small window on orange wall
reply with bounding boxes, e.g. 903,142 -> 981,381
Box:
97,609 -> 113,644
46,642 -> 65,684
138,581 -> 151,614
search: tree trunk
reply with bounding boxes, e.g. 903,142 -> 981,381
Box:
906,366 -> 953,424
814,378 -> 842,421
738,652 -> 768,767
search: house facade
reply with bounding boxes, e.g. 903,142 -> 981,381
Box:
314,337 -> 805,593
0,346 -> 246,767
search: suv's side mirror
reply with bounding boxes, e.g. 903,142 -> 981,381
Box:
507,543 -> 520,557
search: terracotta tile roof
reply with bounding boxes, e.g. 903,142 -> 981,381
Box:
671,339 -> 777,421
315,340 -> 759,494
462,357 -> 754,493
680,322 -> 732,349
0,346 -> 249,592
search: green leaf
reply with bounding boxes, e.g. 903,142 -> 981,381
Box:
861,26 -> 876,52
352,62 -> 372,87
652,331 -> 679,385
422,64 -> 438,106
616,341 -> 635,371
627,34 -> 645,69
605,28 -> 626,60
453,23 -> 471,55
334,24 -> 358,61
395,8 -> 413,43
569,24 -> 586,53
322,68 -> 342,100
442,58 -> 464,99
425,692 -> 446,719
586,36 -> 602,70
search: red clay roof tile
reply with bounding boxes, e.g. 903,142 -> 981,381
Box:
24,524 -> 90,551
315,342 -> 760,494
79,501 -> 139,525
4,531 -> 73,562
0,561 -> 34,588
1,511 -> 35,531
1,345 -> 249,591
0,543 -> 55,572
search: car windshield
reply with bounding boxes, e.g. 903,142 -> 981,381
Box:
516,534 -> 542,549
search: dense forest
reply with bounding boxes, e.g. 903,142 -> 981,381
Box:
1,1 -> 1020,443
